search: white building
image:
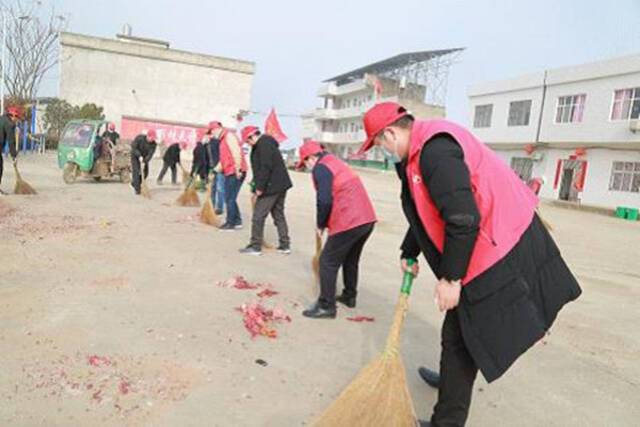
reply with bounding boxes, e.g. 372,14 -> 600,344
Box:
308,50 -> 462,164
468,54 -> 640,210
59,30 -> 255,145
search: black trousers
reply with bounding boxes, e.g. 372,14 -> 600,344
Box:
157,161 -> 177,183
0,151 -> 4,185
249,191 -> 290,249
431,309 -> 478,427
131,157 -> 149,193
318,222 -> 374,307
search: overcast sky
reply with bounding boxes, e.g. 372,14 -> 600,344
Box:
46,0 -> 640,147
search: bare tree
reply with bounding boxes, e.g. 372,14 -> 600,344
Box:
2,0 -> 67,101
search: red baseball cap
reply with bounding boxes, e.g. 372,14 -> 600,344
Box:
147,129 -> 157,141
208,121 -> 223,131
359,102 -> 409,154
108,122 -> 116,131
241,125 -> 259,142
297,140 -> 324,169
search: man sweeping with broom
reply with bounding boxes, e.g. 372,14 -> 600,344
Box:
357,102 -> 582,426
130,129 -> 158,196
297,140 -> 376,319
0,107 -> 19,195
239,125 -> 293,256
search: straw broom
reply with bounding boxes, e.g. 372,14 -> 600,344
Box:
314,259 -> 418,427
176,176 -> 200,207
13,161 -> 36,195
200,181 -> 220,226
12,131 -> 36,195
178,163 -> 190,184
140,176 -> 152,199
312,233 -> 322,285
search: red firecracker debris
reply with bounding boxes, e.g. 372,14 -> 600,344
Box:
119,379 -> 131,395
236,303 -> 291,339
87,355 -> 112,367
233,276 -> 259,290
346,316 -> 375,322
257,288 -> 279,298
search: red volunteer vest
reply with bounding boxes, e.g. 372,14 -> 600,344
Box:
219,130 -> 248,176
407,120 -> 538,285
316,154 -> 377,236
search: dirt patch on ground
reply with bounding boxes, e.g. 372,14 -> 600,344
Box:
0,211 -> 92,238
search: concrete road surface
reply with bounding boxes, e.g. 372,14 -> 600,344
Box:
1,153 -> 639,426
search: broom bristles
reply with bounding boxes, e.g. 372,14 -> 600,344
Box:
179,164 -> 190,184
312,234 -> 322,285
314,294 -> 416,427
140,179 -> 152,199
200,183 -> 220,226
13,163 -> 37,195
176,179 -> 200,207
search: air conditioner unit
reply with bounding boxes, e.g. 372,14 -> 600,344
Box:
630,119 -> 640,133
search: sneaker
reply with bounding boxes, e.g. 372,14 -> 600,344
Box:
215,209 -> 223,215
0,188 -> 7,195
219,223 -> 236,232
234,224 -> 243,230
277,245 -> 291,255
239,245 -> 262,256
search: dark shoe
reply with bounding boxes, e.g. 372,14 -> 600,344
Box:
302,302 -> 336,319
418,367 -> 440,389
219,223 -> 236,232
239,245 -> 262,256
277,245 -> 291,255
215,209 -> 223,215
234,223 -> 243,230
336,294 -> 356,308
417,421 -> 432,427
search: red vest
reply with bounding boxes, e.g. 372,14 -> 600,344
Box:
316,154 -> 376,235
407,120 -> 538,285
219,130 -> 248,176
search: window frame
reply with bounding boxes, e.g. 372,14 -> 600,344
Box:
555,94 -> 586,124
609,161 -> 640,193
610,87 -> 640,121
473,104 -> 493,128
507,100 -> 533,127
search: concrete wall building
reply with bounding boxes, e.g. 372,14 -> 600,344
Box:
307,50 -> 462,162
468,54 -> 640,209
59,31 -> 255,146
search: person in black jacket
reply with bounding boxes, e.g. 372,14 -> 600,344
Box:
239,126 -> 293,255
359,103 -> 581,427
130,130 -> 157,195
102,122 -> 120,146
190,137 -> 208,187
157,142 -> 181,185
0,107 -> 19,194
204,131 -> 224,214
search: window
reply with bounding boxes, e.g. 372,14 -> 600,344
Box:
609,161 -> 640,192
510,157 -> 534,181
611,88 -> 640,120
556,94 -> 586,123
473,104 -> 493,128
508,100 -> 532,126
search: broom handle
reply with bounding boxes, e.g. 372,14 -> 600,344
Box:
400,258 -> 416,295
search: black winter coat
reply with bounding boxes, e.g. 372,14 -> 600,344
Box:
250,135 -> 292,196
163,143 -> 181,164
131,135 -> 156,163
0,114 -> 17,158
191,142 -> 207,176
398,135 -> 582,383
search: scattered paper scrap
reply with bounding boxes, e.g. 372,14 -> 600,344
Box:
236,303 -> 291,339
346,316 -> 375,323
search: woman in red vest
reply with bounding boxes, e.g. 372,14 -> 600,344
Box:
297,141 -> 377,319
359,102 -> 581,426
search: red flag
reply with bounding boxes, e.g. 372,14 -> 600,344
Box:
264,108 -> 287,144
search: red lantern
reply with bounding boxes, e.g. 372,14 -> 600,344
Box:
574,147 -> 587,157
524,144 -> 536,155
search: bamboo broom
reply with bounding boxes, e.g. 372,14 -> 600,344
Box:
178,163 -> 190,184
200,181 -> 220,226
312,233 -> 322,286
13,132 -> 36,195
140,176 -> 152,199
13,161 -> 36,195
176,176 -> 200,207
314,259 -> 418,427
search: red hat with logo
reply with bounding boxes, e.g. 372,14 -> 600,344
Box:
297,140 -> 324,169
147,129 -> 157,141
6,106 -> 20,118
241,125 -> 259,142
359,102 -> 410,154
208,121 -> 223,131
